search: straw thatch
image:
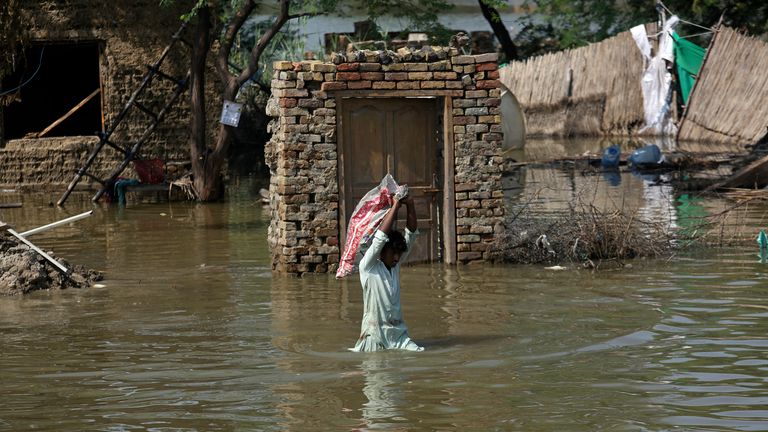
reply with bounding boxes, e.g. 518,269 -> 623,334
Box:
499,25 -> 651,138
678,26 -> 768,147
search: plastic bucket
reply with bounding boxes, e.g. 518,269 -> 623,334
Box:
628,144 -> 662,166
601,145 -> 621,168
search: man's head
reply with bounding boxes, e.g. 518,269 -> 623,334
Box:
380,230 -> 407,269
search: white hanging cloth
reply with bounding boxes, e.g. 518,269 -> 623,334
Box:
632,16 -> 680,136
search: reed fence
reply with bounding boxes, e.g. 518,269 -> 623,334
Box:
499,26 -> 650,137
678,26 -> 768,147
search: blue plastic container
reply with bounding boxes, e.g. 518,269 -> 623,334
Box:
601,145 -> 621,168
628,144 -> 662,166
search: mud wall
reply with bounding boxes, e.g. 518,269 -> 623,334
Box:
0,0 -> 220,187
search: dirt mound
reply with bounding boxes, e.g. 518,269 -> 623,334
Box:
0,231 -> 102,295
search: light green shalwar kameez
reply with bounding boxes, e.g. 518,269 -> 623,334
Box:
351,228 -> 424,352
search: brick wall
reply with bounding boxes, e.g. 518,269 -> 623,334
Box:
265,47 -> 505,275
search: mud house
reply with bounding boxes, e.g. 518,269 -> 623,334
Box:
265,48 -> 505,275
0,1 -> 219,188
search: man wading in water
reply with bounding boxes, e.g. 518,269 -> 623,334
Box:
350,191 -> 424,352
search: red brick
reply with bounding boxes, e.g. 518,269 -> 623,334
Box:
279,98 -> 297,108
476,62 -> 498,72
321,81 -> 347,91
476,80 -> 500,89
337,63 -> 359,71
336,72 -> 361,81
452,116 -> 476,125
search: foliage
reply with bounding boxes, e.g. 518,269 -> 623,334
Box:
234,16 -> 308,85
512,0 -> 768,59
0,0 -> 25,80
359,0 -> 454,43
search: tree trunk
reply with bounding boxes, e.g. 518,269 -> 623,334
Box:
478,0 -> 518,62
188,5 -> 225,202
190,0 -> 291,201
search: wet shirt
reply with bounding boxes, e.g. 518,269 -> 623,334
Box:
350,228 -> 423,352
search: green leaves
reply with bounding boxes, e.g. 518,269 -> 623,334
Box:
514,0 -> 768,59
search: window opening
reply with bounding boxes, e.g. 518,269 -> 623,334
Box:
2,41 -> 103,140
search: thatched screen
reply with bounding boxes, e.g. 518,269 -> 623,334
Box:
677,26 -> 768,147
499,26 -> 651,137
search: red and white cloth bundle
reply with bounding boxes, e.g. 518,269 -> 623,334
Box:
336,174 -> 408,278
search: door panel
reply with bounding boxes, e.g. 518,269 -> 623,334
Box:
341,97 -> 441,264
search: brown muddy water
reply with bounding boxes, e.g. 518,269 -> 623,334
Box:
2,162 -> 768,431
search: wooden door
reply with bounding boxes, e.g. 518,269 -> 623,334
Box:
339,97 -> 441,264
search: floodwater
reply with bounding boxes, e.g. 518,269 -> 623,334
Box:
3,157 -> 768,430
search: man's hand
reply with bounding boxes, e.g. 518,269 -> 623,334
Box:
403,195 -> 416,232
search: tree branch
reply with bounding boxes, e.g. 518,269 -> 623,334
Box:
216,0 -> 258,84
478,0 -> 518,61
237,0 -> 291,86
288,11 -> 321,20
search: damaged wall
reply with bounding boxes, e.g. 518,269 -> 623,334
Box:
266,49 -> 505,275
0,0 -> 220,187
499,27 -> 650,138
677,26 -> 768,147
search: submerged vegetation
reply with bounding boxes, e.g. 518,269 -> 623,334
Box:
490,152 -> 768,268
490,199 -> 674,268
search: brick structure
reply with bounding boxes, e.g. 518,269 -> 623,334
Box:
265,47 -> 505,275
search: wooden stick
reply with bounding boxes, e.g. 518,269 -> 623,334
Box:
19,210 -> 93,237
6,228 -> 70,274
37,88 -> 101,138
0,203 -> 22,208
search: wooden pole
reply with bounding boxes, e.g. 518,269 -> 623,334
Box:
37,88 -> 101,138
19,210 -> 93,237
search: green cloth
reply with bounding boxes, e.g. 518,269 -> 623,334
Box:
672,32 -> 706,105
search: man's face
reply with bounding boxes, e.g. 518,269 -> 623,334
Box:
380,247 -> 402,269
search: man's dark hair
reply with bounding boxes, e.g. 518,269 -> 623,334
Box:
383,230 -> 407,253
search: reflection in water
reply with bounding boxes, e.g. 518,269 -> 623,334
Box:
360,356 -> 402,425
3,171 -> 768,430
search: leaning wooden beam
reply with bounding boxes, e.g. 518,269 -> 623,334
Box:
6,228 -> 70,274
19,210 -> 93,237
37,88 -> 101,138
705,154 -> 768,192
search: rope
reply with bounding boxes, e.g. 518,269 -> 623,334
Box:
657,0 -> 716,32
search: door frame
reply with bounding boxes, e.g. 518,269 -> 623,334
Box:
336,91 -> 457,264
